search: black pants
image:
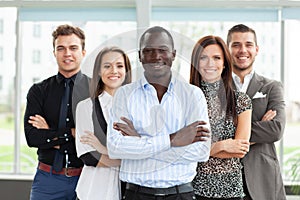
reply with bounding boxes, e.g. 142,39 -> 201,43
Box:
123,189 -> 196,200
121,181 -> 127,199
242,170 -> 252,200
195,195 -> 242,200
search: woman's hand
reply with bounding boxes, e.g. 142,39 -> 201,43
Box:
80,131 -> 108,154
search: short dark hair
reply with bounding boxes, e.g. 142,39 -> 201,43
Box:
227,24 -> 257,46
139,26 -> 174,50
52,24 -> 85,50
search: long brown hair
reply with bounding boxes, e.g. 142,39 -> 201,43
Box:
90,46 -> 132,98
190,35 -> 237,123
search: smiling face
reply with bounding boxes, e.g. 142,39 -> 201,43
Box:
139,31 -> 176,83
198,44 -> 224,83
53,34 -> 86,78
228,31 -> 259,74
99,51 -> 126,95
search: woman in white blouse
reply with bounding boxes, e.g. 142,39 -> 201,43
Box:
75,46 -> 132,200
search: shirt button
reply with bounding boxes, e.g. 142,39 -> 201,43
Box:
66,118 -> 69,122
47,139 -> 50,142
67,103 -> 69,107
64,133 -> 68,137
64,150 -> 68,153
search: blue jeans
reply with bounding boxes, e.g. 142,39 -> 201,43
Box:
30,169 -> 79,200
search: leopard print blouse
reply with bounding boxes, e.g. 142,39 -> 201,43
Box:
192,80 -> 252,198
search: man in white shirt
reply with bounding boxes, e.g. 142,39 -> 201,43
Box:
107,26 -> 211,199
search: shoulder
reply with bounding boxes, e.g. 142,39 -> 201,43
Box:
28,75 -> 56,95
255,73 -> 282,87
235,90 -> 252,112
174,79 -> 204,96
76,72 -> 90,83
115,79 -> 142,97
77,98 -> 93,111
235,90 -> 251,101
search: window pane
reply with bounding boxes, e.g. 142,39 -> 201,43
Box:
0,7 -> 16,173
283,20 -> 300,183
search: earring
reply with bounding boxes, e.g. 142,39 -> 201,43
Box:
223,66 -> 225,69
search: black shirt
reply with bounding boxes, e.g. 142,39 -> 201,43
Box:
24,71 -> 90,168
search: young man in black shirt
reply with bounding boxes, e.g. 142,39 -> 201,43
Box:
24,24 -> 90,200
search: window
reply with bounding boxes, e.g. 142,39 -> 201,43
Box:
0,19 -> 3,34
283,20 -> 300,184
33,24 -> 41,38
0,7 -> 16,174
32,49 -> 41,64
0,46 -> 3,61
0,76 -> 2,90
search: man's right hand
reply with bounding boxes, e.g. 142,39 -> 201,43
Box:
170,121 -> 210,147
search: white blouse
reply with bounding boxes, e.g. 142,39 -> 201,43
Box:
75,91 -> 120,200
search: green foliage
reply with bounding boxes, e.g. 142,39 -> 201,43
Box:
0,145 -> 37,173
291,157 -> 300,195
0,113 -> 14,130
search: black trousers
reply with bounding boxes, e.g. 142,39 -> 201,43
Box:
195,195 -> 242,200
123,189 -> 196,200
121,181 -> 127,199
242,169 -> 252,200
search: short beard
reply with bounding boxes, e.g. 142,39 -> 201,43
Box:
233,60 -> 255,72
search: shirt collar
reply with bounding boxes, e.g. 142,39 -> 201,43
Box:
232,70 -> 254,83
98,90 -> 112,108
140,73 -> 175,94
56,71 -> 79,84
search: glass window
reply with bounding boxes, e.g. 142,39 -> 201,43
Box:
0,19 -> 3,34
32,49 -> 41,64
283,19 -> 300,184
0,76 -> 2,90
0,7 -> 16,174
33,24 -> 41,38
0,46 -> 3,61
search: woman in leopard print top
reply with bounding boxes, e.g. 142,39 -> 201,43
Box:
190,35 -> 252,200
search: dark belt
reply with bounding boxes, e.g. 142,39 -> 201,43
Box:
38,162 -> 82,177
126,182 -> 193,196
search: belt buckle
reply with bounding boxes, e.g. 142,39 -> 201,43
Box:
154,193 -> 166,197
64,153 -> 72,177
64,167 -> 72,177
154,189 -> 166,196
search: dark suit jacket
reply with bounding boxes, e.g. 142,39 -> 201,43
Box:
240,72 -> 286,200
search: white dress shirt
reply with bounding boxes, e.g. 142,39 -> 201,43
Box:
232,70 -> 254,93
75,91 -> 120,200
107,73 -> 211,188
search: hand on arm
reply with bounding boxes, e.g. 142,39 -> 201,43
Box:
28,114 -> 60,149
28,114 -> 49,129
211,109 -> 252,158
80,131 -> 108,155
170,121 -> 210,147
211,139 -> 250,158
113,117 -> 140,137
